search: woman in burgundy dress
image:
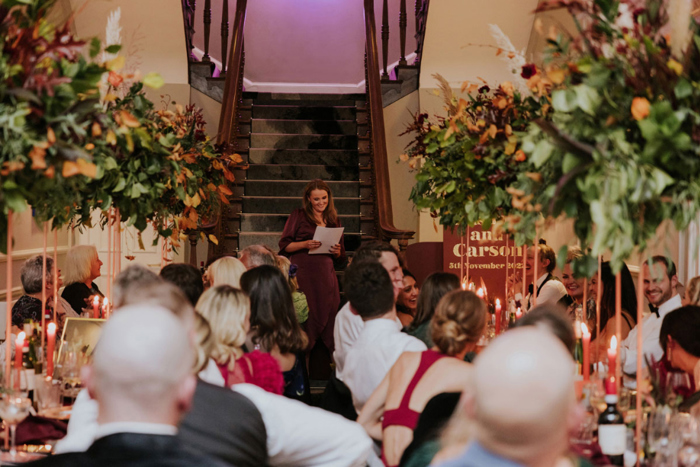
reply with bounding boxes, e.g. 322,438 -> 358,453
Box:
279,180 -> 346,357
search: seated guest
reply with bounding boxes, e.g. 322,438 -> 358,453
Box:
195,285 -> 283,394
400,304 -> 578,467
513,240 -> 567,311
620,256 -> 681,377
560,247 -> 592,320
160,263 -> 204,306
405,272 -> 460,347
187,319 -> 373,467
54,279 -> 195,455
240,265 -> 309,402
207,256 -> 247,289
359,290 -> 486,467
513,304 -> 576,356
589,262 -> 637,359
29,305 -> 228,467
112,264 -> 160,308
682,276 -> 700,306
334,241 -> 405,379
341,261 -> 427,414
276,255 -> 309,325
396,269 -> 419,327
660,306 -> 700,411
12,255 -> 74,330
434,328 -> 580,467
61,245 -> 103,314
239,245 -> 277,270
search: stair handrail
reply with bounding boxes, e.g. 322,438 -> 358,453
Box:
217,0 -> 247,146
363,0 -> 415,251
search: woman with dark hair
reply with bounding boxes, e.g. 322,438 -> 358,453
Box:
396,269 -> 419,327
660,306 -> 700,411
240,265 -> 310,402
406,272 -> 461,347
279,180 -> 346,361
588,261 -> 638,357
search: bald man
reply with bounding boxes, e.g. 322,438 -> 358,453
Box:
30,306 -> 228,467
436,328 -> 581,467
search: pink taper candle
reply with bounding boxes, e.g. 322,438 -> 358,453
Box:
581,322 -> 590,382
14,332 -> 25,389
495,299 -> 502,336
47,322 -> 56,378
608,336 -> 617,379
92,295 -> 100,319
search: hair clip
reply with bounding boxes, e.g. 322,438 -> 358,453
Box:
289,264 -> 298,278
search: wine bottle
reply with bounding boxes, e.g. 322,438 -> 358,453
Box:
597,378 -> 625,466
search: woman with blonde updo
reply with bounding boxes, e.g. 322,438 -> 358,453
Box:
195,285 -> 283,395
206,256 -> 247,289
358,290 -> 487,467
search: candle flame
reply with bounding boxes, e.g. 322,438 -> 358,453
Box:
581,322 -> 589,336
610,335 -> 617,350
103,297 -> 109,306
461,282 -> 467,290
48,322 -> 56,333
17,331 -> 25,342
93,295 -> 100,305
477,287 -> 484,298
495,298 -> 501,307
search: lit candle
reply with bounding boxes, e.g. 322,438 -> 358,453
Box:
477,288 -> 484,299
92,295 -> 100,319
14,332 -> 25,371
495,299 -> 502,336
608,335 -> 617,379
581,322 -> 590,382
461,279 -> 467,291
516,307 -> 522,319
14,331 -> 25,389
47,322 -> 56,378
102,297 -> 109,320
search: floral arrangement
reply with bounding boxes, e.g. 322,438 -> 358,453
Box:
402,67 -> 551,237
0,0 -> 108,250
511,0 -> 700,274
2,0 -> 240,252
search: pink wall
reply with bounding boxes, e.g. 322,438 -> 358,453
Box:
192,0 -> 416,91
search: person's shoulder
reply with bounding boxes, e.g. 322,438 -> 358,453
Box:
398,332 -> 429,351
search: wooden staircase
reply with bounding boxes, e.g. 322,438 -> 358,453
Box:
210,93 -> 377,263
182,0 -> 424,266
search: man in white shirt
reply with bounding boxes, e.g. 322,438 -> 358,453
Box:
514,241 -> 567,311
620,256 -> 682,377
333,241 -> 405,377
340,261 -> 427,413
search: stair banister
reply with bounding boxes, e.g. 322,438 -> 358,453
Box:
217,0 -> 247,146
363,0 -> 415,252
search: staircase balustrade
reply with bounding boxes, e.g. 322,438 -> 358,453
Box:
202,0 -> 212,62
363,0 -> 415,252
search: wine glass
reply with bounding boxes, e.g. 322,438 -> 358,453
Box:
57,344 -> 84,401
0,393 -> 32,459
648,406 -> 673,459
667,372 -> 692,404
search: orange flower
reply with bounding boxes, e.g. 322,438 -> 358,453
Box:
631,97 -> 650,121
514,150 -> 526,162
108,71 -> 124,88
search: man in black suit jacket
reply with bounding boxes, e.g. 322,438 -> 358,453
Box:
178,379 -> 268,467
29,306 -> 227,467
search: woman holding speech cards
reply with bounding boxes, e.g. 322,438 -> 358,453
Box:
279,180 -> 346,358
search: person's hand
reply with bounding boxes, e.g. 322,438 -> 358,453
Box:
306,240 -> 322,250
329,243 -> 341,257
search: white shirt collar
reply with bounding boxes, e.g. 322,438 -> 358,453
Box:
658,294 -> 682,318
536,273 -> 549,288
198,358 -> 225,387
363,316 -> 402,331
95,422 -> 177,440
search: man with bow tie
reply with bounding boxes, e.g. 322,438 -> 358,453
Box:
620,256 -> 682,379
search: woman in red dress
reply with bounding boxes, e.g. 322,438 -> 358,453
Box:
279,180 -> 346,356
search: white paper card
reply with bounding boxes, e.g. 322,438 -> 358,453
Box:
309,227 -> 344,255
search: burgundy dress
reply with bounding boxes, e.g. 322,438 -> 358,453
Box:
279,208 -> 346,353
